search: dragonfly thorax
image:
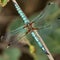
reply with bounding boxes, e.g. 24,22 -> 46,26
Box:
27,23 -> 33,30
24,22 -> 38,34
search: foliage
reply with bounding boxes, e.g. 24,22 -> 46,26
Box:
0,0 -> 9,7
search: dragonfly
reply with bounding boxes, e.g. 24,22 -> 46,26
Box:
7,1 -> 56,38
8,0 -> 54,54
6,0 -> 60,60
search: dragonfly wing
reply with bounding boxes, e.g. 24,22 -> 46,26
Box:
8,25 -> 25,35
7,25 -> 27,39
31,3 -> 50,22
31,2 -> 60,23
30,2 -> 60,31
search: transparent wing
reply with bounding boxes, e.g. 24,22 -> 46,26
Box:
8,25 -> 25,35
31,2 -> 60,23
6,17 -> 28,41
6,25 -> 27,41
30,2 -> 60,31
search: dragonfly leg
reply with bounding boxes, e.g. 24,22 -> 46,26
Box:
29,22 -> 34,25
26,29 -> 31,34
23,25 -> 28,29
32,28 -> 39,30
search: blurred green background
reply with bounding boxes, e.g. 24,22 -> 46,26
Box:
0,1 -> 60,60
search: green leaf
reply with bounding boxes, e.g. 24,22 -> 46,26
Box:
4,48 -> 21,60
0,0 -> 9,7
